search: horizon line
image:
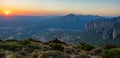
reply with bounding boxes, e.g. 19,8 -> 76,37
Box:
0,13 -> 119,17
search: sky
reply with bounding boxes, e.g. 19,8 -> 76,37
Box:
0,0 -> 120,16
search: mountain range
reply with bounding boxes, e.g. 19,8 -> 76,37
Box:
0,14 -> 120,46
0,14 -> 102,30
86,16 -> 120,39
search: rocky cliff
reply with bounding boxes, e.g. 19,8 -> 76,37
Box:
86,16 -> 120,39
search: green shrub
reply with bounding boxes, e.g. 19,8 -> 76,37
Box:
104,44 -> 117,49
19,40 -> 31,45
77,50 -> 87,55
81,43 -> 95,51
15,51 -> 27,58
75,51 -> 91,58
28,38 -> 43,43
42,45 -> 51,51
65,48 -> 75,55
31,52 -> 40,58
76,55 -> 91,58
1,43 -> 23,51
40,51 -> 69,58
49,38 -> 66,44
101,48 -> 120,58
5,39 -> 18,42
91,48 -> 103,55
49,43 -> 64,51
24,44 -> 41,53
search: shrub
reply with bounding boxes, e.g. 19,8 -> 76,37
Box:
0,50 -> 5,58
90,48 -> 103,55
5,39 -> 18,42
19,40 -> 31,45
75,51 -> 91,58
65,48 -> 75,55
104,44 -> 117,49
24,44 -> 41,53
19,51 -> 27,56
81,43 -> 95,51
40,51 -> 69,58
28,38 -> 43,43
15,51 -> 28,58
49,43 -> 64,51
1,43 -> 23,51
42,45 -> 51,51
73,44 -> 81,49
77,50 -> 87,55
76,55 -> 91,58
101,48 -> 120,58
49,38 -> 66,44
31,52 -> 40,58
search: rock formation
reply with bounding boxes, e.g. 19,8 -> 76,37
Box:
86,16 -> 120,39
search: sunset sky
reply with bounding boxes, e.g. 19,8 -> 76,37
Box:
0,0 -> 120,16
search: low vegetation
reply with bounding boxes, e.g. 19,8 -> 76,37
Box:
0,38 -> 120,58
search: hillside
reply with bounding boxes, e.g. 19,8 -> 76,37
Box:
0,39 -> 120,58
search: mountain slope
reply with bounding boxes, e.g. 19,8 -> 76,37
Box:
86,16 -> 120,39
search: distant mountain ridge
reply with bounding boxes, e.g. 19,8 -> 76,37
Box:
0,14 -> 104,40
0,14 -> 102,30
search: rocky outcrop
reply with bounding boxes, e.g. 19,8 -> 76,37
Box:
86,16 -> 120,39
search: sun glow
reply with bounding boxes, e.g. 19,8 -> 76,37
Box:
4,10 -> 11,15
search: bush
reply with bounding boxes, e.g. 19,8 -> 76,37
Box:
90,48 -> 103,55
1,43 -> 23,51
42,45 -> 51,51
65,48 -> 75,55
40,51 -> 69,58
19,40 -> 31,45
24,44 -> 41,53
77,50 -> 87,55
49,43 -> 64,51
49,38 -> 66,44
0,50 -> 5,58
31,51 -> 40,58
104,44 -> 117,49
5,39 -> 18,42
101,48 -> 120,58
76,55 -> 91,58
76,52 -> 91,58
81,43 -> 95,51
28,38 -> 43,43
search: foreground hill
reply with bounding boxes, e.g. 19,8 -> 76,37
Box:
0,39 -> 120,58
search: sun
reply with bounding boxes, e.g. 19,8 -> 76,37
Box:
4,10 -> 11,15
